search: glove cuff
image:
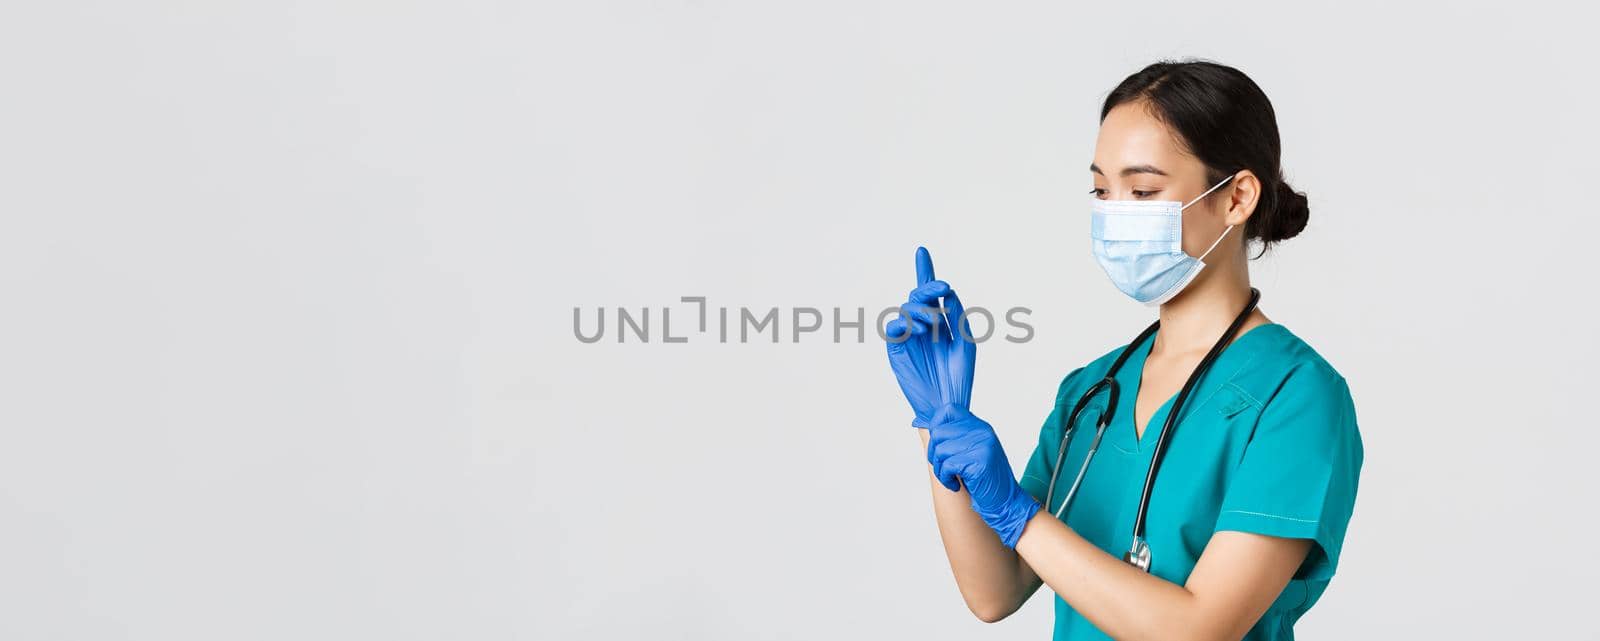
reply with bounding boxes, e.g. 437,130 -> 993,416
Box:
992,493 -> 1042,549
930,403 -> 978,427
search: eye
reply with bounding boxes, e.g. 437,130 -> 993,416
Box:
1132,189 -> 1159,198
1089,187 -> 1108,199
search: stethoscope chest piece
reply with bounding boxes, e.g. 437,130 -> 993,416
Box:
1045,288 -> 1262,575
1123,537 -> 1152,573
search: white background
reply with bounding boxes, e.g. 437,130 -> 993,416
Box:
2,1 -> 1596,639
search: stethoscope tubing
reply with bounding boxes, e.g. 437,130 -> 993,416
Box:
1043,321 -> 1152,515
1130,288 -> 1260,542
1042,288 -> 1261,571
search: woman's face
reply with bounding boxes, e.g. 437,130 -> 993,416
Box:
1090,101 -> 1251,259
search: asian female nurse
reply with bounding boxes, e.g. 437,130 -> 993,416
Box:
882,59 -> 1363,641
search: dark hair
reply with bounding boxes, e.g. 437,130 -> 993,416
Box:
1101,59 -> 1309,252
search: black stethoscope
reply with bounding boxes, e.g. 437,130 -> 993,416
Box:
1043,288 -> 1261,573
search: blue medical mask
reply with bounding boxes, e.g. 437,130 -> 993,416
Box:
1090,175 -> 1236,306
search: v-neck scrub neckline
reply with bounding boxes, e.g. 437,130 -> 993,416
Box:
1117,322 -> 1285,453
1017,322 -> 1362,641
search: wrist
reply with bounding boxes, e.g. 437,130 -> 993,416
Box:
930,403 -> 980,429
992,493 -> 1042,549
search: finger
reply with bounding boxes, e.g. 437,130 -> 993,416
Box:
927,430 -> 953,469
885,317 -> 908,340
899,303 -> 941,332
933,447 -> 970,493
928,428 -> 972,466
891,307 -> 924,336
906,280 -> 951,305
941,290 -> 974,407
928,443 -> 963,492
943,288 -> 968,341
916,246 -> 935,286
905,282 -> 952,339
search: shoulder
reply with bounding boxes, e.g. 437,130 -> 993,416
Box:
1225,324 -> 1350,408
1225,326 -> 1361,456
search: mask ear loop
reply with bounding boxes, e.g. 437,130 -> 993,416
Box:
1182,173 -> 1239,262
1196,225 -> 1234,262
1180,174 -> 1237,210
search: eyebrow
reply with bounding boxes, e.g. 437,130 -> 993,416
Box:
1089,163 -> 1169,177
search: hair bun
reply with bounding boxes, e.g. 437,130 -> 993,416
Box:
1262,180 -> 1309,243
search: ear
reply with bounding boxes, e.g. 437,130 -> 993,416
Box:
1224,170 -> 1262,228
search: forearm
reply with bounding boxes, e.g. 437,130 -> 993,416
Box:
917,429 -> 1039,621
1014,513 -> 1218,641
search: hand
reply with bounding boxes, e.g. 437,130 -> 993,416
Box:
926,404 -> 1041,548
884,247 -> 977,427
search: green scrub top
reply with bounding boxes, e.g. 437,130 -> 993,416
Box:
1018,323 -> 1363,641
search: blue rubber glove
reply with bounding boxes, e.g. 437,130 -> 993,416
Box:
884,247 -> 977,427
926,404 -> 1042,548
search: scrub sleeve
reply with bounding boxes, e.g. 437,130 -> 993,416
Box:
1212,364 -> 1364,582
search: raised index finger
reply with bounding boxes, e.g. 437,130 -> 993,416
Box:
915,246 -> 935,286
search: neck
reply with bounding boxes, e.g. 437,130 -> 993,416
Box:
1153,262 -> 1257,357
